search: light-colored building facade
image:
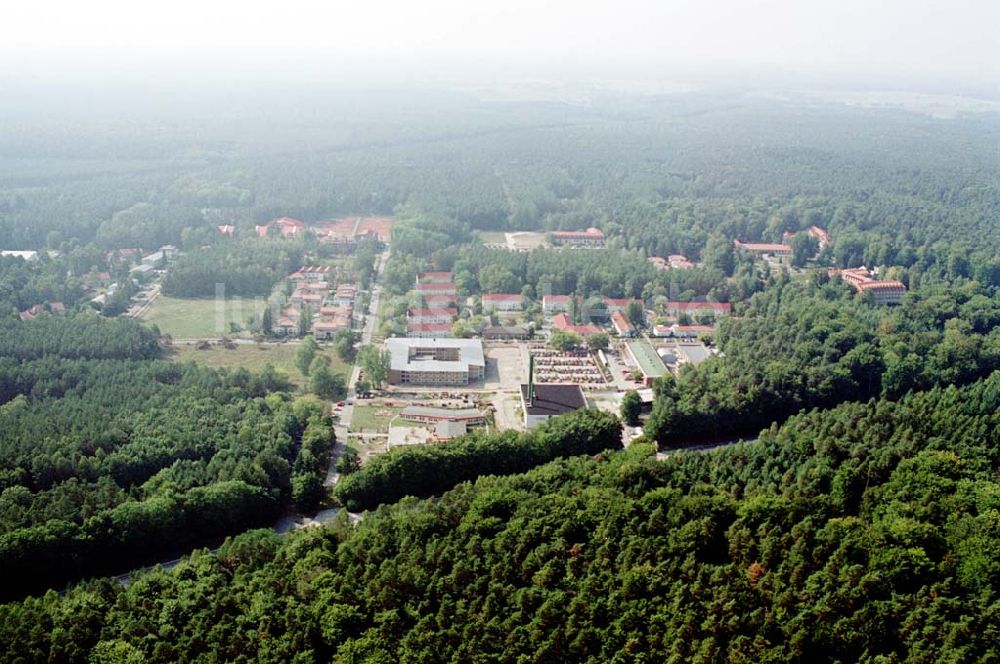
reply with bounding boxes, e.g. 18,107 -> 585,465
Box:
387,338 -> 486,385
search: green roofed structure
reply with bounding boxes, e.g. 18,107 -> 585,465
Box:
625,339 -> 668,386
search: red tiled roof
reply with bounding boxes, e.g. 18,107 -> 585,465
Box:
611,311 -> 634,332
483,293 -> 522,302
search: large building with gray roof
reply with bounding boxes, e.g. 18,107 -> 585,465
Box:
386,338 -> 486,386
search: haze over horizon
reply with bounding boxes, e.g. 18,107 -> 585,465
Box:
3,0 -> 999,98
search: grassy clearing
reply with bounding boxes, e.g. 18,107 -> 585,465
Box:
478,231 -> 508,245
349,405 -> 403,433
170,342 -> 350,388
143,296 -> 268,338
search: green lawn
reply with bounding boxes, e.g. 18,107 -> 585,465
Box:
170,342 -> 350,388
143,296 -> 268,338
349,405 -> 403,433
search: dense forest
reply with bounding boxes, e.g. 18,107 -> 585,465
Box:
2,86 -> 1000,660
0,316 -> 334,599
646,275 -> 1000,446
2,372 -> 997,662
160,239 -> 303,298
3,92 -> 999,285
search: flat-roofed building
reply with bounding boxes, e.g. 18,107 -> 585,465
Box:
387,338 -> 485,385
625,339 -> 669,386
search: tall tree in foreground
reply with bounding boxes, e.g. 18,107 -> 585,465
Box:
358,345 -> 391,389
620,389 -> 642,426
296,335 -> 319,376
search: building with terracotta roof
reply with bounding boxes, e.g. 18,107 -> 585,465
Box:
551,313 -> 602,337
837,267 -> 907,304
289,265 -> 331,281
273,217 -> 304,238
611,311 -> 635,337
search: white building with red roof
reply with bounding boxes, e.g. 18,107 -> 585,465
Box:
273,217 -> 304,238
837,267 -> 906,304
611,311 -> 635,337
550,227 -> 605,247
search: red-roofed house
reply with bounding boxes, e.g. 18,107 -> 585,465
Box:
611,311 -> 635,337
290,265 -> 331,281
551,313 -> 602,336
550,227 -> 605,247
217,224 -> 235,237
837,267 -> 906,304
274,217 -> 304,238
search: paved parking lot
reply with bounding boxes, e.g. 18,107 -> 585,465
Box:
484,344 -> 527,390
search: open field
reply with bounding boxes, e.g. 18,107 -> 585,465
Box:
349,405 -> 404,433
170,343 -> 349,388
478,231 -> 508,245
143,296 -> 268,338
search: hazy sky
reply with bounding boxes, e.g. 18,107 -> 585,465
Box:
3,0 -> 999,89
